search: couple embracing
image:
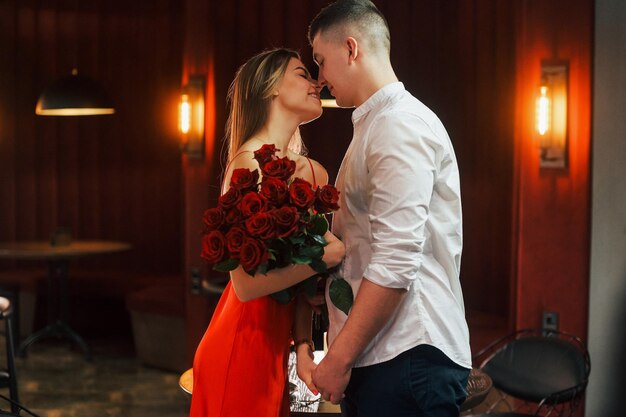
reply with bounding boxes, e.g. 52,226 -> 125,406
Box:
190,1 -> 471,416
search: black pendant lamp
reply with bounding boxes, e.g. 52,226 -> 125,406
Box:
35,69 -> 115,116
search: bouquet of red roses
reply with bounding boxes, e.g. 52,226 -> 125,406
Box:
200,144 -> 340,303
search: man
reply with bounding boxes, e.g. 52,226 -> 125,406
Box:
308,1 -> 471,416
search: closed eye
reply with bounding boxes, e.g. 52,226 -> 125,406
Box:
295,66 -> 312,80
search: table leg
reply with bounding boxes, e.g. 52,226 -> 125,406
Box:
17,260 -> 92,360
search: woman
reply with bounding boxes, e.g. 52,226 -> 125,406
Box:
190,48 -> 345,417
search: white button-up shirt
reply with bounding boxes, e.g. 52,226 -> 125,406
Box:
327,82 -> 471,369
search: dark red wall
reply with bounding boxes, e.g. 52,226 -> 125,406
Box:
0,0 -> 184,275
181,0 -> 523,359
512,0 -> 592,340
0,0 -> 592,365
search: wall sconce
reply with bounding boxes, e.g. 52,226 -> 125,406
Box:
179,75 -> 205,159
535,62 -> 568,168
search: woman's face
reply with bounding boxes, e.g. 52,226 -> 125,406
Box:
273,58 -> 322,124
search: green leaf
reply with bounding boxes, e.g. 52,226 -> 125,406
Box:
257,262 -> 269,275
298,245 -> 323,259
270,289 -> 294,304
308,215 -> 329,236
213,258 -> 239,272
291,255 -> 312,264
289,235 -> 306,245
311,234 -> 327,246
329,278 -> 353,316
310,258 -> 328,274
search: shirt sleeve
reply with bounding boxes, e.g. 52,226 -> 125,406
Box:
362,112 -> 442,289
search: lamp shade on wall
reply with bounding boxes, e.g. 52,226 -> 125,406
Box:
178,75 -> 205,159
535,62 -> 568,168
35,69 -> 115,116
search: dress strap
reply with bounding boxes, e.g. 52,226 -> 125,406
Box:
221,150 -> 253,194
305,157 -> 317,188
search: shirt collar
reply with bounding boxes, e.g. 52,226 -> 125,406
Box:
352,82 -> 405,124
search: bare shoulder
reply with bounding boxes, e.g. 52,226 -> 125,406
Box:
230,140 -> 264,170
301,156 -> 330,186
222,144 -> 261,193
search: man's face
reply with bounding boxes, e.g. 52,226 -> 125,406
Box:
312,34 -> 353,108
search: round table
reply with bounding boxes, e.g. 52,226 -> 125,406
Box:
0,240 -> 131,260
0,240 -> 131,360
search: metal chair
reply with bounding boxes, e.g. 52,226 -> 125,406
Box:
467,329 -> 590,417
0,297 -> 19,415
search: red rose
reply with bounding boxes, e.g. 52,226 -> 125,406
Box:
314,184 -> 340,213
225,226 -> 247,258
261,157 -> 296,181
240,192 -> 266,217
239,237 -> 269,273
230,168 -> 259,191
224,206 -> 243,225
244,212 -> 275,239
259,177 -> 289,207
289,178 -> 316,209
253,144 -> 278,166
270,206 -> 301,238
202,207 -> 225,231
219,187 -> 242,210
201,230 -> 227,264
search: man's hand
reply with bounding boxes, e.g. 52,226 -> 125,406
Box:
312,352 -> 351,404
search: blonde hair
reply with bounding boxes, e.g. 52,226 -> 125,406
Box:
225,48 -> 306,161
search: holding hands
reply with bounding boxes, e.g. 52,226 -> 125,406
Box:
312,352 -> 351,404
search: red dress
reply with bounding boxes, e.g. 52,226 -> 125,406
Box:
190,283 -> 295,417
190,153 -> 317,417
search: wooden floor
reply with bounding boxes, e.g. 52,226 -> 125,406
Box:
3,337 -> 189,417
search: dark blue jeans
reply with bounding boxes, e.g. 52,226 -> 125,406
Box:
340,344 -> 469,417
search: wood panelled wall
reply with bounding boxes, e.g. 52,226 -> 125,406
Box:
0,0 -> 591,363
513,0 -> 592,341
183,0 -> 519,356
0,0 -> 184,274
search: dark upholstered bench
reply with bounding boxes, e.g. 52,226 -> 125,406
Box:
125,281 -> 186,372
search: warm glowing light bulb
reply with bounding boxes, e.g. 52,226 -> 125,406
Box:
536,86 -> 551,136
179,94 -> 191,134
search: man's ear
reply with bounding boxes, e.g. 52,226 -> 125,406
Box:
346,37 -> 358,63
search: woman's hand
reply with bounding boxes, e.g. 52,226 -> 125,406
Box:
296,343 -> 319,396
322,231 -> 345,268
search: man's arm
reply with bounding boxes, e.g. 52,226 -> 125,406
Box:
314,113 -> 440,403
313,278 -> 406,403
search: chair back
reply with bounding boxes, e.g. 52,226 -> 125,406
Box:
475,329 -> 590,415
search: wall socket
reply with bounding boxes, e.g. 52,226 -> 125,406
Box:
542,310 -> 559,331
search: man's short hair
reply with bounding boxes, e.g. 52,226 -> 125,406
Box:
308,0 -> 390,56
